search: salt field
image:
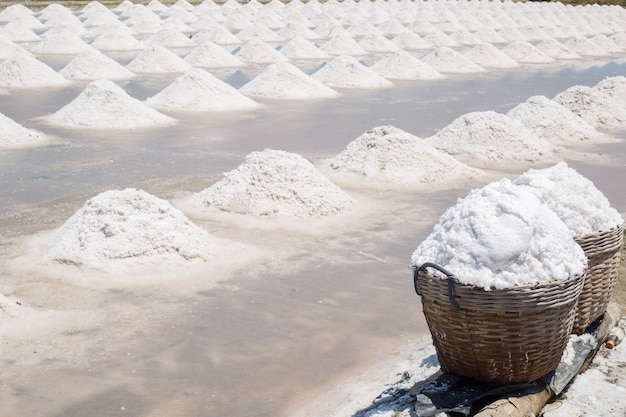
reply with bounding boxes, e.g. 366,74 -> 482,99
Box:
1,1 -> 626,416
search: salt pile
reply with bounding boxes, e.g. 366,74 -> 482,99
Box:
60,48 -> 135,81
554,85 -> 626,129
589,34 -> 623,54
328,125 -> 483,186
0,21 -> 41,42
449,29 -> 482,47
278,22 -> 320,40
370,51 -> 444,81
311,55 -> 393,89
535,39 -> 580,60
237,23 -> 284,43
239,62 -> 339,100
420,47 -> 485,74
391,32 -> 432,51
146,68 -> 261,112
192,27 -> 241,45
147,27 -> 196,49
126,45 -> 193,74
410,178 -> 587,290
0,37 -> 27,60
0,54 -> 70,89
184,41 -> 244,68
89,32 -> 145,51
507,95 -> 604,144
463,43 -> 520,69
563,37 -> 608,57
43,79 -> 176,129
594,76 -> 626,104
320,33 -> 367,56
279,37 -> 329,60
46,188 -> 217,270
194,149 -> 353,218
358,34 -> 401,53
234,39 -> 288,64
514,162 -> 624,236
0,111 -> 49,149
421,31 -> 459,48
426,111 -> 559,168
500,41 -> 555,64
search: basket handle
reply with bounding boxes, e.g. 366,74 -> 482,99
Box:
414,262 -> 461,310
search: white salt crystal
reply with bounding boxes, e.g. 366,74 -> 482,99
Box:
42,79 -> 176,130
420,47 -> 485,74
0,4 -> 34,22
0,111 -> 49,149
194,149 -> 353,218
426,111 -> 559,169
46,188 -> 217,270
347,20 -> 382,38
0,20 -> 41,42
514,162 -> 624,236
0,53 -> 70,89
0,36 -> 28,60
464,43 -> 520,69
473,27 -> 507,44
311,55 -> 393,90
589,34 -> 623,53
59,48 -> 135,81
370,51 -> 444,81
146,68 -> 260,112
234,39 -> 288,64
126,45 -> 193,74
500,40 -> 555,64
595,76 -> 626,104
411,178 -> 587,290
421,31 -> 459,48
239,62 -> 339,100
278,22 -> 320,40
328,125 -> 483,186
448,29 -> 482,46
554,84 -> 626,129
508,95 -> 605,145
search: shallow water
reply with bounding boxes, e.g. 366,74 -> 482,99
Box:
1,55 -> 626,417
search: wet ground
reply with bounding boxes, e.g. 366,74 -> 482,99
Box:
0,54 -> 626,417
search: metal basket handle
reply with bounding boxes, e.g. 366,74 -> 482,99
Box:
413,262 -> 461,309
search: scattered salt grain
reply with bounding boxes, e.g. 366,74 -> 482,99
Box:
411,178 -> 587,290
513,162 -> 624,236
194,149 -> 353,218
311,55 -> 393,89
420,47 -> 485,74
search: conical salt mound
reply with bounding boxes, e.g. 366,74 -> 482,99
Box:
370,51 -> 443,81
0,20 -> 41,42
147,27 -> 197,49
194,149 -> 353,218
328,125 -> 483,187
358,34 -> 401,53
126,45 -> 193,74
0,53 -> 70,89
90,32 -> 146,52
0,111 -> 49,149
464,43 -> 520,69
146,68 -> 261,112
500,41 -> 555,64
46,188 -> 217,270
589,34 -> 622,53
43,80 -> 176,129
420,47 -> 485,74
0,36 -> 28,60
391,32 -> 432,51
192,26 -> 241,45
554,85 -> 626,129
563,37 -> 608,57
239,62 -> 339,100
60,48 -> 135,81
237,23 -> 284,43
320,33 -> 367,56
279,36 -> 329,60
507,95 -> 606,145
184,41 -> 244,68
426,111 -> 560,169
595,76 -> 626,104
311,55 -> 393,89
278,22 -> 320,40
234,39 -> 287,64
535,39 -> 580,60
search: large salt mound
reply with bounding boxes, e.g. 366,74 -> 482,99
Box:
370,51 -> 444,81
43,79 -> 176,129
279,36 -> 329,60
184,41 -> 244,68
500,41 -> 555,64
554,85 -> 626,129
59,48 -> 135,81
463,43 -> 520,69
311,55 -> 393,89
328,125 -> 483,186
89,32 -> 145,51
239,62 -> 339,100
320,32 -> 367,56
234,39 -> 288,64
146,68 -> 261,112
426,111 -> 559,169
514,162 -> 624,236
0,54 -> 70,89
507,95 -> 605,144
411,178 -> 587,290
420,47 -> 485,74
0,111 -> 49,149
126,45 -> 193,74
194,149 -> 353,218
46,188 -> 217,270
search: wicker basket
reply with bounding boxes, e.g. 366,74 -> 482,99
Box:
413,263 -> 585,385
571,224 -> 623,335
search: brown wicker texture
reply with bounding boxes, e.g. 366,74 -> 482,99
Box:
414,264 -> 585,385
571,224 -> 623,335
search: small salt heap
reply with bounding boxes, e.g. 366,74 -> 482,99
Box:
463,43 -> 520,69
391,32 -> 432,51
426,111 -> 559,169
0,111 -> 49,149
420,47 -> 485,74
370,51 -> 443,80
89,32 -> 146,51
126,45 -> 193,74
0,37 -> 28,60
184,41 -> 245,68
535,39 -> 580,60
500,40 -> 555,64
234,39 -> 288,64
328,125 -> 483,186
29,28 -> 90,55
146,27 -> 197,49
411,178 -> 587,290
514,162 -> 623,236
507,95 -> 605,144
320,33 -> 367,56
311,55 -> 393,89
46,188 -> 217,271
43,79 -> 176,129
358,34 -> 401,53
194,149 -> 353,218
0,20 -> 41,42
563,37 -> 608,57
279,37 -> 329,60
0,53 -> 70,89
239,62 -> 339,100
554,84 -> 626,129
146,68 -> 261,112
60,48 -> 135,81
594,76 -> 626,104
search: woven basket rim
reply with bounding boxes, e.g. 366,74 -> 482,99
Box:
573,223 -> 623,239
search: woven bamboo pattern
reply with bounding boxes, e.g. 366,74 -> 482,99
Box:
572,224 -> 623,335
414,265 -> 585,385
